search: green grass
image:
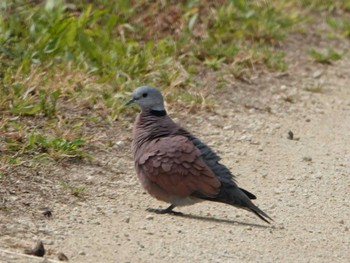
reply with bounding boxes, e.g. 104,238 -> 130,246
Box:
327,17 -> 350,38
0,0 -> 297,85
309,48 -> 344,64
1,128 -> 89,162
0,0 -> 348,174
289,0 -> 350,12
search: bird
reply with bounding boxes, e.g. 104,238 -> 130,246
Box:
126,86 -> 272,224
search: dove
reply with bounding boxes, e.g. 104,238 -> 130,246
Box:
126,86 -> 272,223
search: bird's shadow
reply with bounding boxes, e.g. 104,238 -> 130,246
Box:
148,209 -> 275,229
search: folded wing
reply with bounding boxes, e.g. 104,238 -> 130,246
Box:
137,135 -> 221,198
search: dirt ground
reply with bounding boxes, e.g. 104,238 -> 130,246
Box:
1,30 -> 350,262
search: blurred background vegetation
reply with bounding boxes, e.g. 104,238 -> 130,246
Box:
0,0 -> 349,173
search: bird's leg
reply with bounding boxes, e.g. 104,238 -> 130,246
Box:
146,204 -> 183,216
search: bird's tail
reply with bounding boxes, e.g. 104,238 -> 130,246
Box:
230,187 -> 273,224
193,185 -> 273,224
219,186 -> 273,224
245,203 -> 273,224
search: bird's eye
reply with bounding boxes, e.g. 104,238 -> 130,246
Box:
142,93 -> 148,98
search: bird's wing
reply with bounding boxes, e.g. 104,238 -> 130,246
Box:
137,135 -> 221,197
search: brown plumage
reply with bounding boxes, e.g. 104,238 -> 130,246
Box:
126,86 -> 272,223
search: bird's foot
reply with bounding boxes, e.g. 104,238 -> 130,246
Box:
146,205 -> 183,216
146,208 -> 183,216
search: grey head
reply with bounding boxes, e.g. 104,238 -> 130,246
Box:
125,86 -> 165,111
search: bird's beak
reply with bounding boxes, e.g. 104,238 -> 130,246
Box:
125,98 -> 135,106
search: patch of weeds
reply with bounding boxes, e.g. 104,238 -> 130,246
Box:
39,89 -> 61,117
176,91 -> 206,104
2,127 -> 90,163
1,120 -> 26,152
1,0 -> 174,89
296,0 -> 350,12
267,52 -> 287,71
167,89 -> 215,112
0,0 -> 299,114
257,47 -> 287,71
24,133 -> 90,161
309,48 -> 343,64
204,57 -> 226,70
61,182 -> 87,197
5,84 -> 41,116
186,1 -> 295,75
209,1 -> 297,44
1,82 -> 62,117
230,46 -> 287,73
229,63 -> 252,81
327,17 -> 350,38
192,38 -> 240,65
7,156 -> 25,166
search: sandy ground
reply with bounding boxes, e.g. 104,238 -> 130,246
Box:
1,33 -> 350,262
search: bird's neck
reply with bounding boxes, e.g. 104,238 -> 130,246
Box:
133,110 -> 175,146
150,109 -> 167,116
137,109 -> 168,128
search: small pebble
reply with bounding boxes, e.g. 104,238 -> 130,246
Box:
57,252 -> 69,261
302,157 -> 312,162
146,215 -> 154,220
312,70 -> 323,79
24,241 -> 45,257
239,134 -> 252,141
114,140 -> 126,149
45,240 -> 54,245
274,188 -> 282,194
42,210 -> 52,218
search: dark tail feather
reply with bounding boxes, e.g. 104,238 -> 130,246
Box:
192,186 -> 273,224
248,205 -> 273,224
231,187 -> 273,224
239,188 -> 256,200
225,188 -> 273,224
